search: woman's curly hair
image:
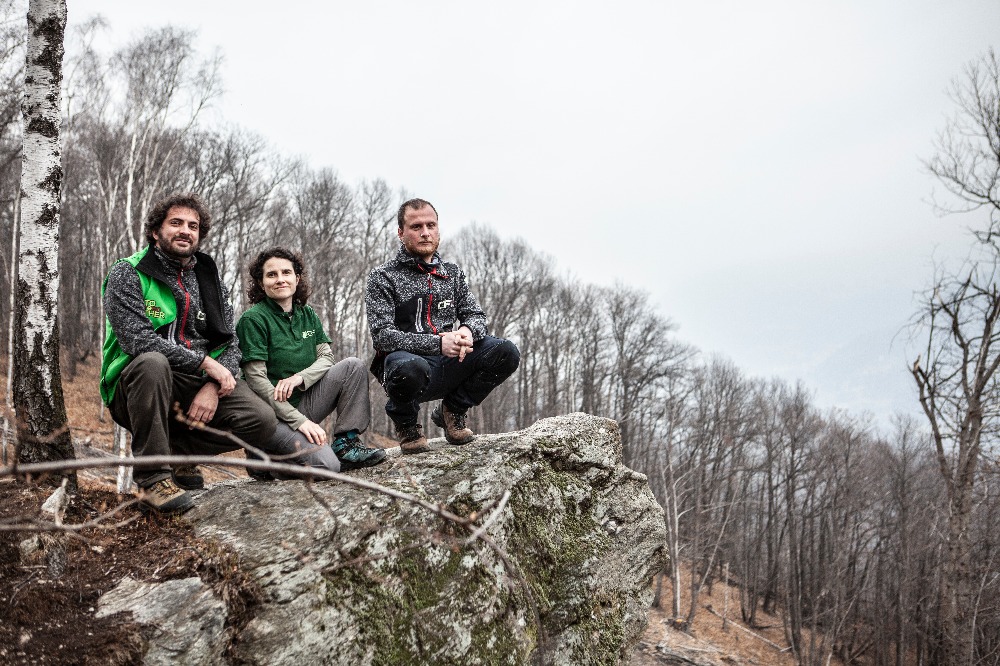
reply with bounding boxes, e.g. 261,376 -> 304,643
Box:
246,247 -> 311,306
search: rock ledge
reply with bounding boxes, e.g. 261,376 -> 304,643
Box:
105,413 -> 666,665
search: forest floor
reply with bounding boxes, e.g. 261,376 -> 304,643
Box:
1,358 -> 830,665
634,573 -> 818,666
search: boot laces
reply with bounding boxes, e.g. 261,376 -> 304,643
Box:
400,423 -> 423,441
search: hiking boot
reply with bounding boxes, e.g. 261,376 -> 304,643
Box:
248,469 -> 275,482
172,464 -> 204,490
431,404 -> 475,445
138,478 -> 194,515
245,452 -> 274,481
332,431 -> 388,471
396,421 -> 431,454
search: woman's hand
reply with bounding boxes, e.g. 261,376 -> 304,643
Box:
273,373 -> 304,402
297,419 -> 327,445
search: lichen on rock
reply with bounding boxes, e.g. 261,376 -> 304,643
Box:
129,413 -> 665,665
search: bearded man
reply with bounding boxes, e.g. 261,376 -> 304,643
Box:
101,193 -> 277,513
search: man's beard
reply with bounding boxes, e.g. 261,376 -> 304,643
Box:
406,238 -> 438,257
159,237 -> 198,259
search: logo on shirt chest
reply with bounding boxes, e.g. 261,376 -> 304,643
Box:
303,330 -> 315,339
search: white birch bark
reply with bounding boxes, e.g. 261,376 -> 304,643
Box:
13,0 -> 74,481
2,192 -> 16,466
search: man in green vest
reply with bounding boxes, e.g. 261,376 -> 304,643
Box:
101,193 -> 277,514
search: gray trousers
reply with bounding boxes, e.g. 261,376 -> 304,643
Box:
268,357 -> 371,476
109,352 -> 278,487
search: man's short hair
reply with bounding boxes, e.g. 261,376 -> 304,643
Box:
145,193 -> 213,245
397,198 -> 437,229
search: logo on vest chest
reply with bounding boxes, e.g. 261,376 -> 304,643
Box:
145,300 -> 165,320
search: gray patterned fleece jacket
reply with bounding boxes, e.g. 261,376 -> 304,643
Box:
365,246 -> 488,378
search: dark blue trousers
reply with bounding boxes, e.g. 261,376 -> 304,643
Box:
382,335 -> 519,426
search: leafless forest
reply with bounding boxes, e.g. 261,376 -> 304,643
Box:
2,5 -> 999,664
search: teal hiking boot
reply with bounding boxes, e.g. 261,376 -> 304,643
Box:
332,430 -> 387,471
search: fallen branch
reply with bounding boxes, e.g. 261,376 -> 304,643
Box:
705,605 -> 786,651
2,454 -> 476,525
464,489 -> 511,546
0,496 -> 143,534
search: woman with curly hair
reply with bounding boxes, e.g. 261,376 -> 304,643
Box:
236,247 -> 386,474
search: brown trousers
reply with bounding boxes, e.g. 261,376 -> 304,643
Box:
110,352 -> 277,487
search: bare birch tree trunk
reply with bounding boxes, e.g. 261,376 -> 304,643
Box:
13,0 -> 74,485
3,191 -> 18,466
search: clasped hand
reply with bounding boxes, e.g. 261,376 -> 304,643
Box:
200,355 -> 236,396
440,328 -> 474,361
186,383 -> 219,427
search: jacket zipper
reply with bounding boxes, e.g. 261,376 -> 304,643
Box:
425,273 -> 438,334
176,268 -> 193,348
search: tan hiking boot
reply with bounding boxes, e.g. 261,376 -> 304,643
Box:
396,422 -> 431,454
431,404 -> 475,445
138,478 -> 194,514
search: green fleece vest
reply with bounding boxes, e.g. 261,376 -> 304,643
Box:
99,246 -> 225,404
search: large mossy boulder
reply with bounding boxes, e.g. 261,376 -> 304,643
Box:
172,413 -> 664,664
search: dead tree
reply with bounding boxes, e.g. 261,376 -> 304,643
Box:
911,261 -> 1000,665
914,48 -> 1000,665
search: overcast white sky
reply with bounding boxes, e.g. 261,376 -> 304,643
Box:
69,0 -> 1000,427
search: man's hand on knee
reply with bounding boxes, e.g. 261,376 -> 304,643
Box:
187,383 -> 219,426
200,355 -> 236,396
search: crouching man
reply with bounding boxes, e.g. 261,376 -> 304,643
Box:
100,193 -> 277,513
365,198 -> 520,453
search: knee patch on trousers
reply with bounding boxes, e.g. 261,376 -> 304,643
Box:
128,351 -> 172,378
486,339 -> 520,379
385,358 -> 431,399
